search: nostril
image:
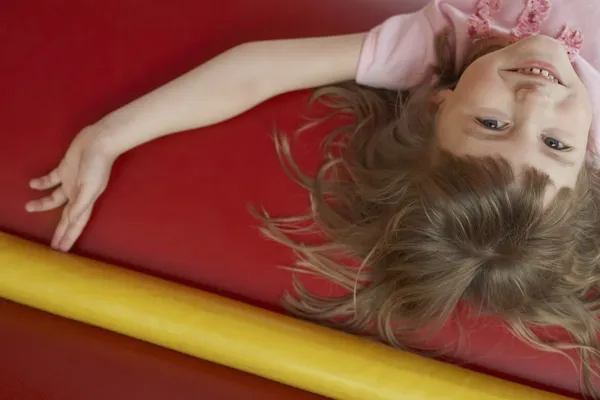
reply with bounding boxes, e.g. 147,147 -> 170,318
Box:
516,84 -> 551,100
519,83 -> 545,91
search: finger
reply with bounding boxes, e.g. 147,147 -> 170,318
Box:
68,184 -> 99,222
56,207 -> 93,252
51,206 -> 70,249
25,187 -> 68,212
30,169 -> 61,190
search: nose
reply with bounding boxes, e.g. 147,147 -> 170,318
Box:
515,83 -> 552,103
515,83 -> 554,119
510,84 -> 553,149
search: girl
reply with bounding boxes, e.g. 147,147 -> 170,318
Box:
25,0 -> 600,396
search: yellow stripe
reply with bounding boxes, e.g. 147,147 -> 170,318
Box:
0,232 -> 571,399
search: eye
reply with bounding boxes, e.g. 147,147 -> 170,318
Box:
476,118 -> 510,130
542,135 -> 572,151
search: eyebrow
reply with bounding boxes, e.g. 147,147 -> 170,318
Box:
464,127 -> 576,167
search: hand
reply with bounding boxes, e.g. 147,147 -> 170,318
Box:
26,125 -> 117,252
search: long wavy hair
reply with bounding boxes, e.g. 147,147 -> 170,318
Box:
254,34 -> 600,397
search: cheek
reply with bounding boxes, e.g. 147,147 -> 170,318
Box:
434,110 -> 469,152
560,94 -> 593,146
577,91 -> 593,129
453,63 -> 505,105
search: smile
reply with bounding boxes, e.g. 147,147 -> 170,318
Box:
515,67 -> 560,84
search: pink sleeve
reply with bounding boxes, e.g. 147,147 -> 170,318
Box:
356,2 -> 449,89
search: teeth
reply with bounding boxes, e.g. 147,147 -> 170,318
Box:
517,67 -> 559,84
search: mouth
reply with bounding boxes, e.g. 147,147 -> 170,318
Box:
506,61 -> 565,86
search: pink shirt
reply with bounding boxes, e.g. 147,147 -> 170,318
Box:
356,0 -> 600,157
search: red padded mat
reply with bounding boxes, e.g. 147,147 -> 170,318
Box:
0,0 -> 587,398
0,298 -> 327,400
0,0 -> 415,310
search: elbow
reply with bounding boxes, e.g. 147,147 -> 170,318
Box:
231,40 -> 260,53
227,41 -> 280,101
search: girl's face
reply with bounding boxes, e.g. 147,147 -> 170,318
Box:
435,35 -> 593,191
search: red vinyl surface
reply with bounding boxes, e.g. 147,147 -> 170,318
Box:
0,298 -> 327,400
0,1 -> 587,398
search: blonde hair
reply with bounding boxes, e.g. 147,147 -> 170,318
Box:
254,34 -> 600,397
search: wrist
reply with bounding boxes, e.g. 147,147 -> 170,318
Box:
92,113 -> 136,159
83,123 -> 125,161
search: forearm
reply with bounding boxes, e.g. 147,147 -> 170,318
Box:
95,34 -> 366,157
97,43 -> 273,156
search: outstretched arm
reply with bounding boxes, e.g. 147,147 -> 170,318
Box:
26,33 -> 367,252
99,33 -> 367,156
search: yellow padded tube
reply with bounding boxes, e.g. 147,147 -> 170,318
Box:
0,232 -> 571,400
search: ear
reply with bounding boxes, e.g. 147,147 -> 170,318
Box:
429,89 -> 453,111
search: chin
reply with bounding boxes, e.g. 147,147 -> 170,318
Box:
464,36 -> 513,66
515,35 -> 566,55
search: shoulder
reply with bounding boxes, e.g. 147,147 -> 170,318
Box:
355,1 -> 458,89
